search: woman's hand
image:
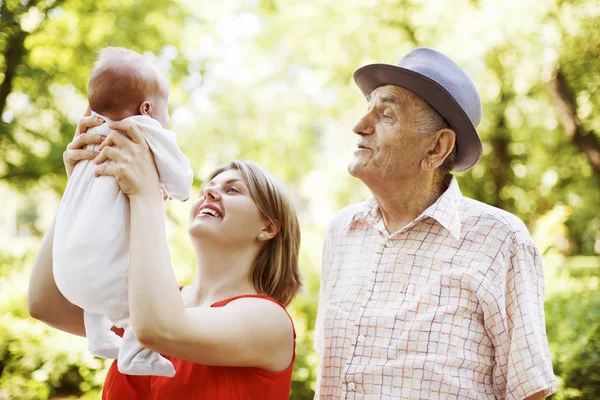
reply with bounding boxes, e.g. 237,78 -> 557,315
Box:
63,110 -> 105,178
93,121 -> 160,200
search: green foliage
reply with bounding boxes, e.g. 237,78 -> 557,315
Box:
563,324 -> 600,399
0,251 -> 108,399
545,258 -> 600,399
0,0 -> 190,191
288,227 -> 323,399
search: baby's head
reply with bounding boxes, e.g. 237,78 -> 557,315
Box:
88,47 -> 170,128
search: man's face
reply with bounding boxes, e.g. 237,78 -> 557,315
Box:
348,85 -> 431,184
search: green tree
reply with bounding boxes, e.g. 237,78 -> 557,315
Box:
0,0 -> 190,190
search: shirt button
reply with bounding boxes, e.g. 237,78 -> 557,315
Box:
373,285 -> 380,293
357,335 -> 365,343
348,382 -> 356,391
385,241 -> 393,247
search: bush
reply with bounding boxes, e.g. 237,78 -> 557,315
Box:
0,252 -> 108,400
545,256 -> 600,400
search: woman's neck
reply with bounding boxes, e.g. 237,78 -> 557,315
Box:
185,242 -> 258,308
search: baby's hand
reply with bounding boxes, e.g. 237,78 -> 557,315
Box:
161,189 -> 171,201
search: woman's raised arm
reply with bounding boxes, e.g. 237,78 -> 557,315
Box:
94,122 -> 294,371
28,215 -> 86,336
28,112 -> 105,336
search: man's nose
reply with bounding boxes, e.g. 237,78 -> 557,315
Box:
352,112 -> 375,136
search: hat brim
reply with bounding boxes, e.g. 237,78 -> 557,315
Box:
353,64 -> 482,172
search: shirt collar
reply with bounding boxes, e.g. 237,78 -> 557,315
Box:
344,177 -> 463,240
343,195 -> 378,232
420,178 -> 462,240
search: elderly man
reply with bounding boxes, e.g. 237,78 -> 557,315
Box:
314,48 -> 558,399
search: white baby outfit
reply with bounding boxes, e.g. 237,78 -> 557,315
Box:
53,113 -> 193,377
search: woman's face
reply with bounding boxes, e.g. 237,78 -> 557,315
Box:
188,169 -> 265,246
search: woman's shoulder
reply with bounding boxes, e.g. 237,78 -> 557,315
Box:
218,294 -> 296,339
221,295 -> 296,373
217,294 -> 291,319
178,289 -> 295,338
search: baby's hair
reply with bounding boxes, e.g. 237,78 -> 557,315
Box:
88,47 -> 163,117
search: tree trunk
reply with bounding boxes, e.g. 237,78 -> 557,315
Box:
546,69 -> 600,182
489,107 -> 510,211
0,28 -> 28,123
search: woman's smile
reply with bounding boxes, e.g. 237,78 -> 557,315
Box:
196,203 -> 223,219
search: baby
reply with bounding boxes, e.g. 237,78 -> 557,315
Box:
53,47 -> 193,377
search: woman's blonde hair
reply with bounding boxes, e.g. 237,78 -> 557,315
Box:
205,161 -> 302,306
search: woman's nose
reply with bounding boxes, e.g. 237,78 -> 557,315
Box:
204,186 -> 220,200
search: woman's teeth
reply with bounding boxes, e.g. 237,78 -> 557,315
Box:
198,208 -> 222,218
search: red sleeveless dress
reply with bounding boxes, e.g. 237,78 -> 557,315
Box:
102,294 -> 296,399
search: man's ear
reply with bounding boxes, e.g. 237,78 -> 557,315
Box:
258,219 -> 281,241
139,101 -> 153,117
421,128 -> 456,171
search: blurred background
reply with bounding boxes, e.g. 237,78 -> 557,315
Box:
1,0 -> 599,398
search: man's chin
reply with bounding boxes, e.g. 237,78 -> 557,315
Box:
348,159 -> 367,178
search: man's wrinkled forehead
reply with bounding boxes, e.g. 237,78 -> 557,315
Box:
366,85 -> 407,105
366,85 -> 422,109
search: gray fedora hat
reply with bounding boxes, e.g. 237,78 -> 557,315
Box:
353,47 -> 483,172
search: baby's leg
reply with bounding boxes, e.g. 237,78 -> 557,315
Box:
117,324 -> 175,377
84,311 -> 122,359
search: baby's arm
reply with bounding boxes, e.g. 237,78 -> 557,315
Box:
134,118 -> 193,201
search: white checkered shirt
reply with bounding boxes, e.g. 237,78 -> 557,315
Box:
314,178 -> 557,399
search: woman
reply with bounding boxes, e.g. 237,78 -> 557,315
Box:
28,115 -> 302,399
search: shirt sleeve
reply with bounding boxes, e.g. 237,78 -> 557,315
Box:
488,241 -> 558,399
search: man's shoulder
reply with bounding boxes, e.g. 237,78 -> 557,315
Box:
460,196 -> 534,246
326,202 -> 365,233
334,202 -> 364,219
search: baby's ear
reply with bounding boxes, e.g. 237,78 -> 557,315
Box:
139,101 -> 153,116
